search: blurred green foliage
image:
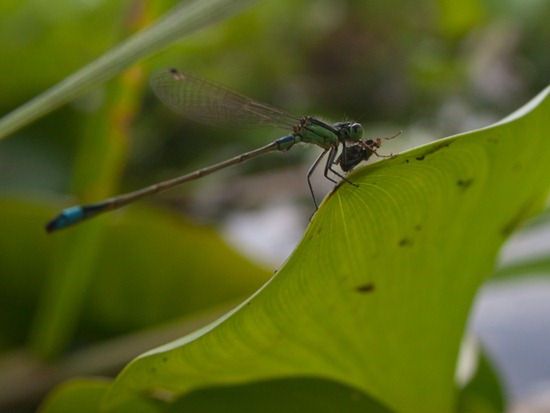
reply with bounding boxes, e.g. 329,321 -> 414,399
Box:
0,0 -> 549,411
2,0 -> 549,194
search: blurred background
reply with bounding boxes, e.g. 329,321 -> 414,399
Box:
0,0 -> 549,411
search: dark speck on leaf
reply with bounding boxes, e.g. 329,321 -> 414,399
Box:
356,283 -> 375,293
457,178 -> 473,189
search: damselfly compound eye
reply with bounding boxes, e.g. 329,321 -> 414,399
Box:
349,123 -> 364,141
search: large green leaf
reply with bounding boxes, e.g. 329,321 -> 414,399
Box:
45,86 -> 550,412
97,87 -> 550,412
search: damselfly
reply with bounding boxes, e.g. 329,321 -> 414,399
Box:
46,69 -> 392,232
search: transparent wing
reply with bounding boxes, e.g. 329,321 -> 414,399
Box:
150,68 -> 299,130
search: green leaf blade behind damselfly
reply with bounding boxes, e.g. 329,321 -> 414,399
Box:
0,0 -> 261,141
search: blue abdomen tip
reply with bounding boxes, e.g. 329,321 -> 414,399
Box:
45,206 -> 85,233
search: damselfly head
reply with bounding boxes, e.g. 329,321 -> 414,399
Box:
349,122 -> 364,141
332,121 -> 364,141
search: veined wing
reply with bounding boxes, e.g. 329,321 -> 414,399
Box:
150,69 -> 300,130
